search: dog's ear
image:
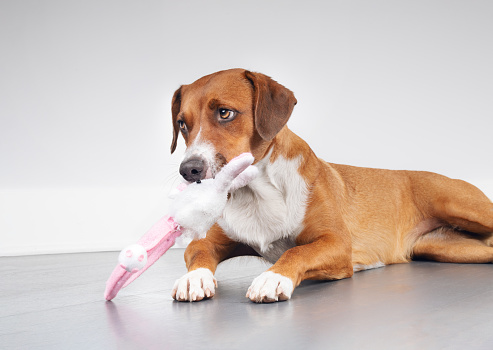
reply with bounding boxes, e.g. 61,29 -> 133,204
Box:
244,71 -> 297,141
170,86 -> 182,154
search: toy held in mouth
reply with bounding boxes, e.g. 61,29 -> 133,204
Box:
104,153 -> 258,301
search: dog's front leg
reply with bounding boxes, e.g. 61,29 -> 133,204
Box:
246,234 -> 353,303
172,224 -> 258,302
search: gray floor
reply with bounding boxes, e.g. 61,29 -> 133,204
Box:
1,250 -> 493,350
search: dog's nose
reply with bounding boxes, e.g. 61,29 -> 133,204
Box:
179,158 -> 207,182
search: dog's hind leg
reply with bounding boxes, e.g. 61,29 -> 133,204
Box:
413,228 -> 493,263
411,172 -> 493,235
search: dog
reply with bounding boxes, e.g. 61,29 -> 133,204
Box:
169,68 -> 493,303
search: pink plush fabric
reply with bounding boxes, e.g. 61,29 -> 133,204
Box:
104,216 -> 180,301
104,266 -> 132,301
122,217 -> 181,288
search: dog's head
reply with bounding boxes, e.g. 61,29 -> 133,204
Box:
171,69 -> 297,182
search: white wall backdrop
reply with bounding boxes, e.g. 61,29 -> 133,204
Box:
1,0 -> 492,255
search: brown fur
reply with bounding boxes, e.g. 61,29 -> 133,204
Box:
171,68 -> 493,302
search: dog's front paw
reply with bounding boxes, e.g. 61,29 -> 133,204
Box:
171,268 -> 217,302
246,271 -> 294,303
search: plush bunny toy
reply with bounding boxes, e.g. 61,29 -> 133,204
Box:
104,153 -> 258,301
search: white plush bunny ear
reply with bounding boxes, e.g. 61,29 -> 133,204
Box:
229,165 -> 259,192
214,153 -> 255,192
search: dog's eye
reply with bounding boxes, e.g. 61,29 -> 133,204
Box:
177,120 -> 187,131
218,109 -> 236,120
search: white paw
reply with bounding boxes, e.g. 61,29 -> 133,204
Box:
246,271 -> 294,303
171,268 -> 217,302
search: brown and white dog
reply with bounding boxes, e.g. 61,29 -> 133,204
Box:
169,68 -> 493,303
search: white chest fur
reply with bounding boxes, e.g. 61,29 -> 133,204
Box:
217,153 -> 309,262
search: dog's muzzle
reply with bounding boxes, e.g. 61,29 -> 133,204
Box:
179,157 -> 208,182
